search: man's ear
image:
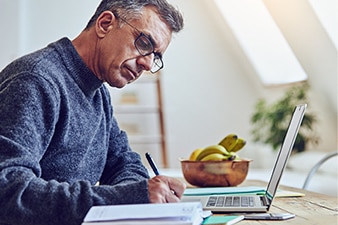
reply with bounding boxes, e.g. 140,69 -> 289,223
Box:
95,11 -> 117,38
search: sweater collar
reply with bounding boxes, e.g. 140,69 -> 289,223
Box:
53,37 -> 103,95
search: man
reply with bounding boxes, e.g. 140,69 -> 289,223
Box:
0,0 -> 185,225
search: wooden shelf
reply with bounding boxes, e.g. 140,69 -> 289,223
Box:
114,106 -> 160,114
128,135 -> 162,144
107,72 -> 168,167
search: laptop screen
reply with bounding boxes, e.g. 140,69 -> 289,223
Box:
265,104 -> 307,209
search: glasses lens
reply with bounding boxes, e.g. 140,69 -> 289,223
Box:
135,33 -> 164,73
151,55 -> 163,73
135,34 -> 153,56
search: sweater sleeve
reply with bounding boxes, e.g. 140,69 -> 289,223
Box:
100,116 -> 151,186
0,73 -> 150,225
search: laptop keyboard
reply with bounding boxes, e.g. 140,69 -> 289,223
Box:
206,196 -> 255,207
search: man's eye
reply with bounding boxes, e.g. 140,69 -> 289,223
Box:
136,35 -> 152,51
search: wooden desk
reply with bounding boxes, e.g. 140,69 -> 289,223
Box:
231,180 -> 338,225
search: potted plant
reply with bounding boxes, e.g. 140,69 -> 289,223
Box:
250,83 -> 319,153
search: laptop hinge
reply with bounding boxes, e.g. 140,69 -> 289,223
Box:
260,196 -> 270,207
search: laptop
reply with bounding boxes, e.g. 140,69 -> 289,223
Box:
182,104 -> 307,213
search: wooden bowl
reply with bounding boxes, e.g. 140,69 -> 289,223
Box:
180,159 -> 251,187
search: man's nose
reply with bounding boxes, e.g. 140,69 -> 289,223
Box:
137,54 -> 154,71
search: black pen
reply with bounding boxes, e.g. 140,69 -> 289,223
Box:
145,152 -> 177,196
145,152 -> 160,175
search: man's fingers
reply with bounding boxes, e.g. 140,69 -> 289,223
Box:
168,179 -> 186,198
148,175 -> 186,203
165,190 -> 180,203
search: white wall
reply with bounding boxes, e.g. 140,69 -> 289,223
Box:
0,0 -> 100,64
0,0 -> 21,69
163,0 -> 261,167
0,0 -> 336,169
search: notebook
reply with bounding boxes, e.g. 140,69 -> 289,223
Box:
82,202 -> 205,225
182,104 -> 307,212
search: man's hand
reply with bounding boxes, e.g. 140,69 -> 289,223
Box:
148,175 -> 186,203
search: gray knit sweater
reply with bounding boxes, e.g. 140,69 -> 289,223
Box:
0,38 -> 150,225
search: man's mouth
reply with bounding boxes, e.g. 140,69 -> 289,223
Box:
125,67 -> 137,82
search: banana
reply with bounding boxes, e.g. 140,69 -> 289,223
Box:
195,145 -> 229,161
228,152 -> 240,160
189,148 -> 204,160
188,134 -> 246,162
200,153 -> 227,161
218,134 -> 238,151
230,138 -> 246,152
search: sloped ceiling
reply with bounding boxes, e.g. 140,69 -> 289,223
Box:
262,0 -> 337,114
210,0 -> 337,114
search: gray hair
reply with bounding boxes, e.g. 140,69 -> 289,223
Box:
85,0 -> 184,33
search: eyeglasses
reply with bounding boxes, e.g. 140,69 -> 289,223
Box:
119,17 -> 164,73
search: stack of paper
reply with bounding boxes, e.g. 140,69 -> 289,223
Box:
82,202 -> 205,225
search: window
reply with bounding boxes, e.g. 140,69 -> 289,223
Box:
213,0 -> 308,86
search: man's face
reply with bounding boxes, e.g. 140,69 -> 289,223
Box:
95,7 -> 172,88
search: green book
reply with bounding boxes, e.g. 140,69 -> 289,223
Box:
184,186 -> 266,196
202,215 -> 244,225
